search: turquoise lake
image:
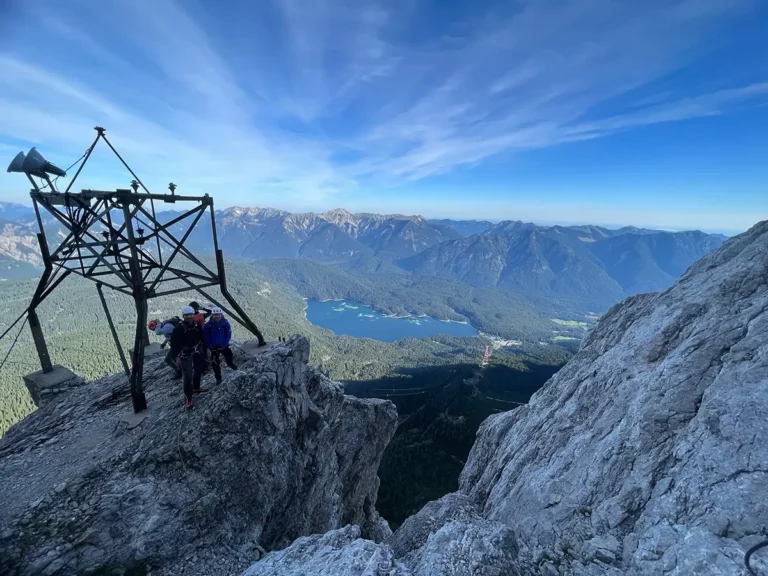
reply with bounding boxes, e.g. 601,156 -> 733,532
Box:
305,299 -> 478,342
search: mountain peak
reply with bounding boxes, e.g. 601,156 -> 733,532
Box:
221,206 -> 290,220
322,207 -> 353,217
320,208 -> 356,225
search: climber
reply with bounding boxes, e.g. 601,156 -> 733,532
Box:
148,318 -> 183,379
188,302 -> 212,376
204,307 -> 238,384
189,301 -> 211,329
151,316 -> 182,348
170,305 -> 208,409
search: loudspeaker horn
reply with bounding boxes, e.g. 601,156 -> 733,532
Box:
7,151 -> 26,173
21,147 -> 67,177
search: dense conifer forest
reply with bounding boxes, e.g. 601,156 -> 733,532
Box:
0,258 -> 576,436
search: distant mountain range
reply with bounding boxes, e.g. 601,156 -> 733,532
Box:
0,202 -> 727,305
187,207 -> 463,264
399,223 -> 726,303
0,202 -> 36,224
0,217 -> 46,280
430,219 -> 494,237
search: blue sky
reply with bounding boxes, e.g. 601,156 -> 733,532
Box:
0,0 -> 766,234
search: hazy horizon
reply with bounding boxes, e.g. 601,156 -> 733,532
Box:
0,198 -> 743,237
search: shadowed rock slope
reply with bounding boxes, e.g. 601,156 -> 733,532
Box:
0,336 -> 397,576
244,221 -> 768,575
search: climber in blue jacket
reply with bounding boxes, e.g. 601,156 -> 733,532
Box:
203,307 -> 238,384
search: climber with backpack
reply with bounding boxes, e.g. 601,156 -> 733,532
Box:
170,305 -> 208,409
151,316 -> 181,348
148,317 -> 182,379
203,307 -> 238,384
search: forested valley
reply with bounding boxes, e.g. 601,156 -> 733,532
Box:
346,359 -> 566,528
0,255 -> 576,524
0,256 -> 577,436
252,258 -> 598,342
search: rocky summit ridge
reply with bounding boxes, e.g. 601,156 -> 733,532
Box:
0,336 -> 397,576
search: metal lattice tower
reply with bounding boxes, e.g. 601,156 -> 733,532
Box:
7,127 -> 266,413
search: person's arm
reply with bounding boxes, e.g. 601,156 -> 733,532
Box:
198,325 -> 209,352
203,323 -> 212,349
157,323 -> 174,336
223,320 -> 232,348
170,326 -> 181,357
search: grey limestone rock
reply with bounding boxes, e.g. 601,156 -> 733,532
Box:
459,220 -> 768,574
243,220 -> 768,576
242,525 -> 408,576
401,518 -> 520,576
391,493 -> 520,575
581,535 -> 620,564
244,492 -> 521,576
388,493 -> 483,559
0,335 -> 397,576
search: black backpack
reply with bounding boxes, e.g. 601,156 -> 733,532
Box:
163,316 -> 182,328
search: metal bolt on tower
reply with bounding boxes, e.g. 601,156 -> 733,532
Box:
5,127 -> 266,413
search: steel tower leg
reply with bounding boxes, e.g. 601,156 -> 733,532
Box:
215,249 -> 266,346
29,231 -> 53,373
97,282 -> 130,377
123,202 -> 148,413
28,309 -> 53,373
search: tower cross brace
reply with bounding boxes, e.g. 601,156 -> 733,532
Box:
16,127 -> 265,413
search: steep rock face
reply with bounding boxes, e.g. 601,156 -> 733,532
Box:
389,493 -> 521,575
460,220 -> 768,574
243,220 -> 767,576
0,336 -> 397,576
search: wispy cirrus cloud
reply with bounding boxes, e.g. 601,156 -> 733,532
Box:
344,0 -> 766,180
0,0 -> 765,208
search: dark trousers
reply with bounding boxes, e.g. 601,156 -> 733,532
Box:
211,347 -> 234,381
180,352 -> 206,401
165,349 -> 181,377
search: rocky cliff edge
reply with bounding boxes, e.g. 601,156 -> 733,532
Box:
0,336 -> 397,576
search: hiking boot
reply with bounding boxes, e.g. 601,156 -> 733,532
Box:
227,363 -> 238,370
185,399 -> 193,409
173,371 -> 182,380
215,377 -> 222,385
